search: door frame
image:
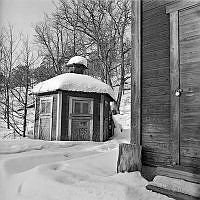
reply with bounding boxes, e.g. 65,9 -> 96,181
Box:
38,96 -> 53,140
167,2 -> 200,166
68,96 -> 93,141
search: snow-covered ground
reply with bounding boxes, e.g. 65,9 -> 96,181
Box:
0,89 -> 174,200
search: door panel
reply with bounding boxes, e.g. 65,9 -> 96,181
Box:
71,119 -> 90,141
69,97 -> 93,141
179,6 -> 200,171
39,117 -> 51,140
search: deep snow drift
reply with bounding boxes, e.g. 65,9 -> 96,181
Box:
0,139 -> 173,200
0,90 -> 173,200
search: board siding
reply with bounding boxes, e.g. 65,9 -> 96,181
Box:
143,0 -> 178,12
141,0 -> 200,172
103,95 -> 112,141
179,6 -> 200,171
141,0 -> 173,166
93,97 -> 100,142
131,0 -> 141,145
51,94 -> 57,140
61,92 -> 69,140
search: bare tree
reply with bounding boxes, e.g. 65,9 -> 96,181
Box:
56,0 -> 131,111
0,25 -> 21,129
20,36 -> 37,137
56,0 -> 117,86
107,0 -> 131,110
0,26 -> 37,137
34,14 -> 81,77
33,0 -> 131,112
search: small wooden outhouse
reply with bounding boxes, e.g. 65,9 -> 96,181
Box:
131,0 -> 200,183
32,57 -> 115,142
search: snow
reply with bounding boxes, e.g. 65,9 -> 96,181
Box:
0,139 -> 173,200
111,90 -> 131,144
0,88 -> 174,200
67,56 -> 87,67
32,73 -> 116,101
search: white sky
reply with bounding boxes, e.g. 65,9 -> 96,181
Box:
1,0 -> 56,39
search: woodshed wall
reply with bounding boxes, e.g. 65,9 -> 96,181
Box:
141,0 -> 175,166
103,95 -> 112,141
61,92 -> 69,140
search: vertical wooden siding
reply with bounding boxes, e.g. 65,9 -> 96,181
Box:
179,6 -> 200,171
141,0 -> 174,166
103,95 -> 111,141
93,97 -> 100,142
61,92 -> 69,140
51,94 -> 57,140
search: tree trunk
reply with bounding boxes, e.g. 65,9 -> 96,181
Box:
23,88 -> 28,137
117,143 -> 142,173
23,68 -> 29,137
116,77 -> 125,112
6,84 -> 10,129
116,35 -> 126,112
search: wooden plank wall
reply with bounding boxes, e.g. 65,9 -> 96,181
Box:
179,6 -> 200,172
51,94 -> 57,140
61,92 -> 69,140
141,0 -> 175,166
103,95 -> 112,141
93,97 -> 100,142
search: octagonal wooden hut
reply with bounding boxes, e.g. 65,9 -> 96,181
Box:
32,57 -> 115,142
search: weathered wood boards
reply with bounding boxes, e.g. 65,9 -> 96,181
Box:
169,10 -> 180,165
146,185 -> 200,200
139,0 -> 200,174
157,167 -> 200,184
131,0 -> 141,145
141,0 -> 171,166
179,6 -> 200,171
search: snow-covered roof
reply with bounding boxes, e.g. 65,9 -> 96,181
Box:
32,73 -> 116,101
67,56 -> 87,67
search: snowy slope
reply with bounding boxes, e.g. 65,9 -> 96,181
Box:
0,139 -> 173,200
112,89 -> 131,143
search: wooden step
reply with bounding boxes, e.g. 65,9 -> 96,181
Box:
146,184 -> 200,200
156,167 -> 200,184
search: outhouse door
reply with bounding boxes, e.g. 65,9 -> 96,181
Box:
169,4 -> 200,172
68,97 -> 93,141
38,97 -> 53,140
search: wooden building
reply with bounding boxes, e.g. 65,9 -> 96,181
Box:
32,57 -> 115,142
131,0 -> 200,183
